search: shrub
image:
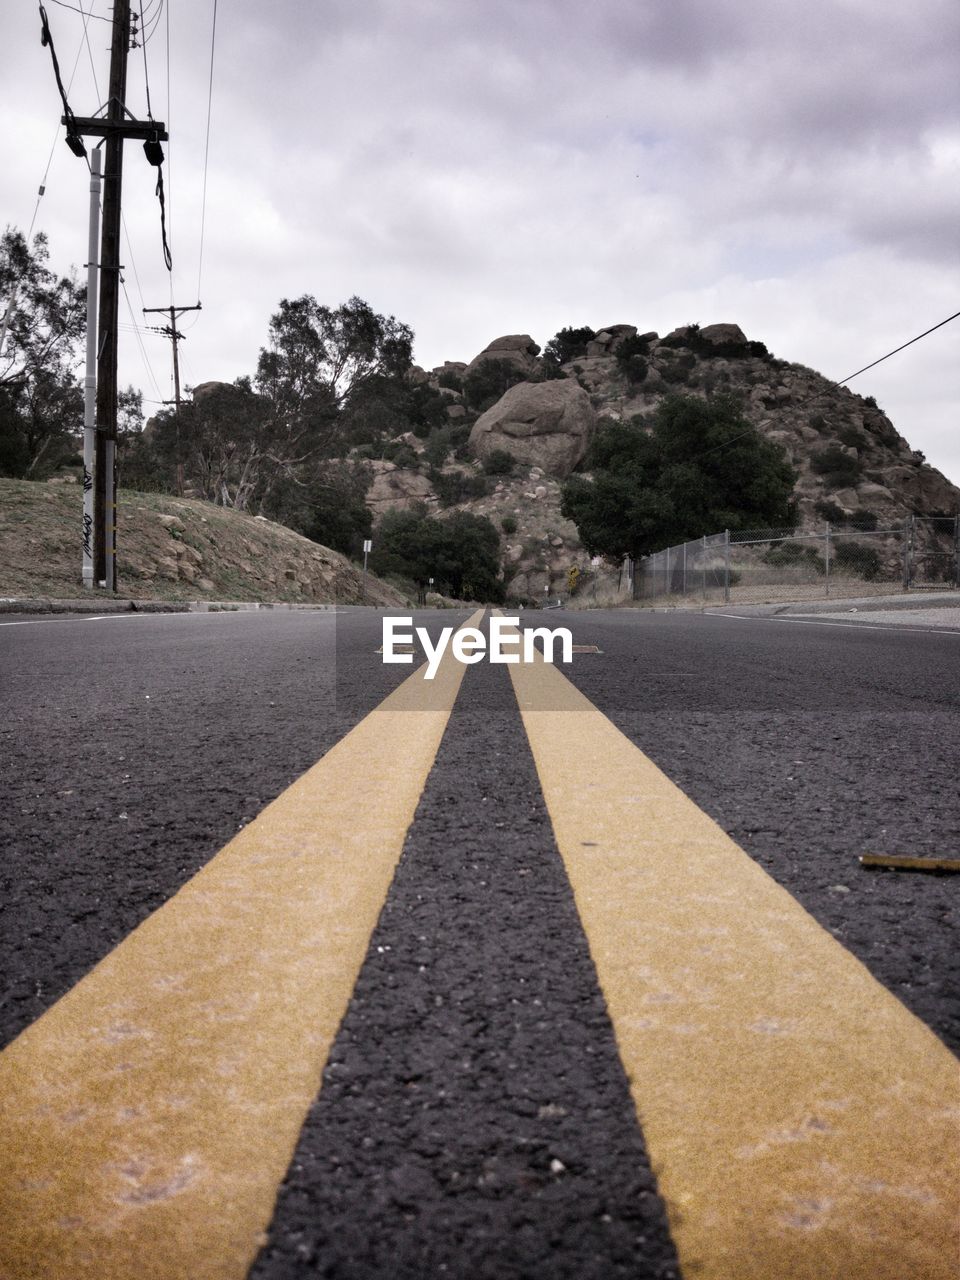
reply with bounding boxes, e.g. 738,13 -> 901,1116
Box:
833,540 -> 883,580
838,425 -> 867,450
542,326 -> 596,368
501,515 -> 518,535
436,369 -> 464,392
405,382 -> 448,435
808,413 -> 827,431
815,500 -> 846,523
424,428 -> 453,469
533,359 -> 567,381
810,444 -> 863,489
763,541 -> 824,574
431,469 -> 490,506
381,440 -> 419,469
615,334 -> 651,385
848,509 -> 879,531
422,424 -> 472,469
482,448 -> 515,476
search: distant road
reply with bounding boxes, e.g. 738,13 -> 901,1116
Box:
1,608 -> 957,1280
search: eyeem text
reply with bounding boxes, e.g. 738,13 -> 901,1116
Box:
382,616 -> 573,680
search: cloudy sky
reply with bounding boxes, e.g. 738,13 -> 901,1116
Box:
3,0 -> 959,481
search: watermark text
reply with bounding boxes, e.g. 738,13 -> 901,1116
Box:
382,616 -> 573,679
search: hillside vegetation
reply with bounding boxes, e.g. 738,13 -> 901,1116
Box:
0,477 -> 406,606
2,222 -> 956,606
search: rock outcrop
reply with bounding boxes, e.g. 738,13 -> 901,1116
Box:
466,334 -> 541,376
585,325 -> 638,358
468,380 -> 597,477
698,322 -> 748,347
360,318 -> 958,604
367,460 -> 437,513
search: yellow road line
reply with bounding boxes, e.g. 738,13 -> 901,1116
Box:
507,640 -> 960,1280
0,610 -> 483,1280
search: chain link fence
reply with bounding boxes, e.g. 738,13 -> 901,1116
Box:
623,515 -> 960,606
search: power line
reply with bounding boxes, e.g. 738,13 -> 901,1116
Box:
45,0 -> 110,19
79,0 -> 102,105
138,6 -> 154,119
141,0 -> 164,44
687,310 -> 960,466
196,0 -> 218,302
121,276 -> 163,400
164,0 -> 173,304
24,1 -> 98,240
38,2 -> 86,158
836,310 -> 960,385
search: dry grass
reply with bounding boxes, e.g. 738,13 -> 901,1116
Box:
0,476 -> 408,606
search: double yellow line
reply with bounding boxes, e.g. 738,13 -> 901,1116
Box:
505,626 -> 959,1280
0,611 -> 482,1280
2,611 -> 957,1280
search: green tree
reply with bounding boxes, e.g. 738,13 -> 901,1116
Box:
370,504 -> 504,601
615,333 -> 651,384
131,379 -> 270,507
542,326 -> 596,368
561,394 -> 797,559
0,228 -> 86,477
261,458 -> 373,556
254,295 -> 414,485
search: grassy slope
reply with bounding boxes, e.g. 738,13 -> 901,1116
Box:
0,476 -> 408,606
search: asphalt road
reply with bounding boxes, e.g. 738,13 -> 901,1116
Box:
1,607 -> 957,1279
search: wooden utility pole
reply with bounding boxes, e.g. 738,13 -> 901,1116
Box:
143,302 -> 201,496
67,0 -> 166,589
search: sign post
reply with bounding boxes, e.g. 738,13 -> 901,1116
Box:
362,539 -> 372,602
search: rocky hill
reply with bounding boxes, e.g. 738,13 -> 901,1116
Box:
0,478 -> 407,606
368,323 -> 959,602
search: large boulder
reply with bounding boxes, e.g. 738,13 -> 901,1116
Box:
191,380 -> 232,403
366,460 -> 436,513
468,380 -> 597,478
698,322 -> 748,347
466,334 -> 541,376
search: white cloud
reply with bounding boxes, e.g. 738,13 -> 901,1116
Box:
3,0 -> 958,483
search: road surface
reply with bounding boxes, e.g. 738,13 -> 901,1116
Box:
1,607 -> 957,1280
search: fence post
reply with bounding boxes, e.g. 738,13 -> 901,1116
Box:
824,522 -> 831,598
902,516 -> 912,590
701,535 -> 707,603
682,541 -> 687,597
665,545 -> 670,599
723,529 -> 730,603
955,515 -> 960,589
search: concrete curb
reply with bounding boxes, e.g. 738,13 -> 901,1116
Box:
0,597 -> 338,616
703,591 -> 960,617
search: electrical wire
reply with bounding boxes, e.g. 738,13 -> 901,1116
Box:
140,8 -> 154,119
120,215 -> 148,312
165,0 -> 173,304
683,310 -> 960,466
5,1 -> 98,359
38,2 -> 85,156
79,0 -> 102,109
154,167 -> 174,272
141,0 -> 164,45
121,276 -> 163,400
25,1 -> 98,241
45,0 -> 110,18
836,310 -> 960,385
196,0 -> 218,303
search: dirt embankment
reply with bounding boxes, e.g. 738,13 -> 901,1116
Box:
0,477 -> 408,606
